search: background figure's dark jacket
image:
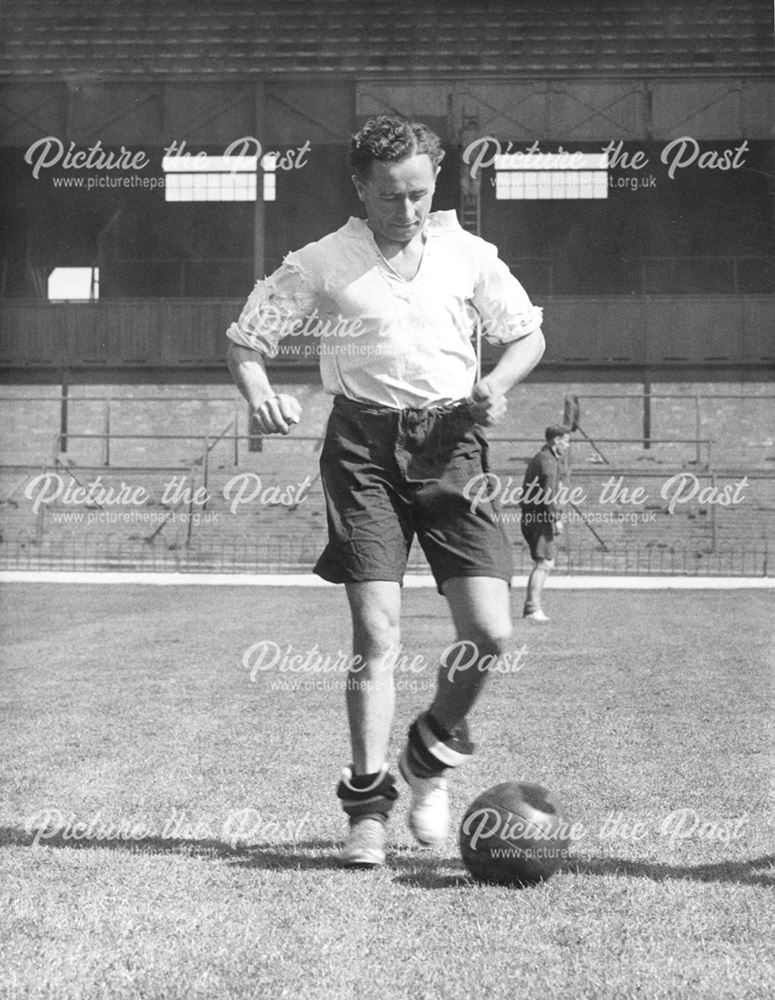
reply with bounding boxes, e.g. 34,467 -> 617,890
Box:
520,444 -> 564,522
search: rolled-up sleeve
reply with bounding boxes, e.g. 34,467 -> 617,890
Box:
226,255 -> 318,358
473,243 -> 543,346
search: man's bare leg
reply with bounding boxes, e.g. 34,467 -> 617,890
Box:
399,576 -> 512,846
525,558 -> 553,617
433,575 -> 512,731
344,580 -> 401,772
337,580 -> 401,866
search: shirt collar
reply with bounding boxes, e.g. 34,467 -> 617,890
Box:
343,210 -> 462,240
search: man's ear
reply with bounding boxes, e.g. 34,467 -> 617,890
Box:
351,173 -> 366,202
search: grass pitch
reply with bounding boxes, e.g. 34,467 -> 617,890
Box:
0,583 -> 773,1000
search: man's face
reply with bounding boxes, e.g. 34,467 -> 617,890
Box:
352,154 -> 438,246
552,433 -> 571,455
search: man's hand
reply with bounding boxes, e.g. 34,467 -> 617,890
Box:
468,379 -> 507,427
226,345 -> 301,435
554,518 -> 564,536
252,393 -> 302,435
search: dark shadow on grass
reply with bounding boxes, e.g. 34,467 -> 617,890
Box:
0,825 -> 462,875
564,853 -> 775,888
392,871 -> 473,889
226,841 -> 347,871
0,824 -> 476,877
390,854 -> 775,889
0,825 -> 346,869
4,827 -> 770,885
228,846 -> 468,877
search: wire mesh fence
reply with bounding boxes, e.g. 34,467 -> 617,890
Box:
1,388 -> 772,577
0,534 -> 769,577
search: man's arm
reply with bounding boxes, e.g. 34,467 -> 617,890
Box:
480,328 -> 545,396
226,255 -> 316,435
226,342 -> 301,435
469,329 -> 545,426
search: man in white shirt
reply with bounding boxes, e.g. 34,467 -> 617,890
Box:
227,116 -> 545,868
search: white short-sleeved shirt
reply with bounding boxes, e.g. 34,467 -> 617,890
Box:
226,209 -> 542,410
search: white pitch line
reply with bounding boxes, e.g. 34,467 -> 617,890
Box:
0,571 -> 773,589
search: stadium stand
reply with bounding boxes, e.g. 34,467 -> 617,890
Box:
0,2 -> 772,573
1,1 -> 772,77
1,0 -> 773,372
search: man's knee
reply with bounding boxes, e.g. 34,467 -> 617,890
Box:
463,622 -> 513,660
347,583 -> 401,659
351,606 -> 400,659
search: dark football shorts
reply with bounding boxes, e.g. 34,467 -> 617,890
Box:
520,510 -> 556,562
313,395 -> 513,592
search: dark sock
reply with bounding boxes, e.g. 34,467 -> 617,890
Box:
336,766 -> 399,818
405,711 -> 476,778
427,712 -> 471,746
349,770 -> 382,790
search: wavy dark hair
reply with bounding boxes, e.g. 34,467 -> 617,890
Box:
349,115 -> 445,179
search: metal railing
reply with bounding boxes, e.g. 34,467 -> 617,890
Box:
4,389 -> 773,459
2,390 -> 773,576
0,535 -> 769,578
572,390 -> 775,463
4,452 -> 773,572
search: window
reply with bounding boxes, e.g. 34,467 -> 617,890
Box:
262,152 -> 277,202
494,153 -> 608,200
48,267 -> 99,301
163,155 -> 258,202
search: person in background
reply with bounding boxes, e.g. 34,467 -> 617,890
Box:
520,425 -> 571,623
